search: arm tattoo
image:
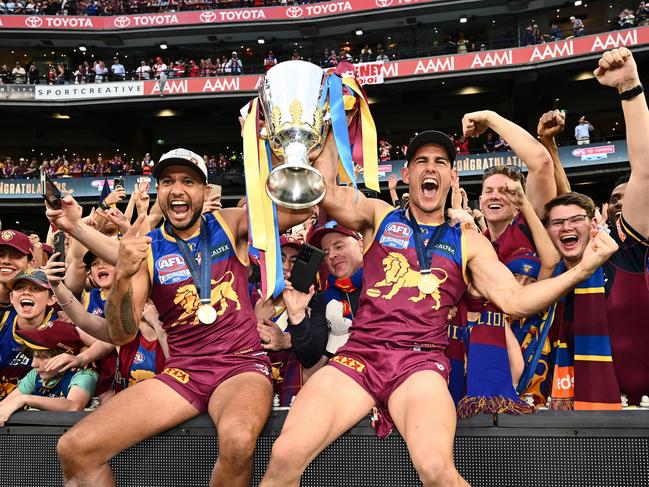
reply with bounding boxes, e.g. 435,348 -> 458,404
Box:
119,285 -> 138,336
105,281 -> 137,343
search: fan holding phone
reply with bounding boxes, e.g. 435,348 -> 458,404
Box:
254,236 -> 329,407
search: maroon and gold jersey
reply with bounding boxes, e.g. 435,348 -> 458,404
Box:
483,211 -> 535,262
147,212 -> 262,358
342,208 -> 468,352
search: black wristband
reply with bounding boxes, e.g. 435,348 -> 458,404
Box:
620,84 -> 644,100
99,202 -> 111,211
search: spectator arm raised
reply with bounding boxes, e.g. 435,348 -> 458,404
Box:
478,110 -> 556,218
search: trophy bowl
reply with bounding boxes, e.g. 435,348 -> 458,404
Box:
259,60 -> 329,209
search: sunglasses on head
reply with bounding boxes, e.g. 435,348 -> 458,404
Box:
483,164 -> 523,179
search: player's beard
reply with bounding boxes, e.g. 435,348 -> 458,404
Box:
171,204 -> 203,232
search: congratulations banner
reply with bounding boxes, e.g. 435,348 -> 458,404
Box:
0,141 -> 629,200
0,175 -> 156,200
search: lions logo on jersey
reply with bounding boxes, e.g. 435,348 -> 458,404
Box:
366,252 -> 448,310
173,271 -> 242,326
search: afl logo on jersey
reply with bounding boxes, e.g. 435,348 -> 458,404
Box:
133,352 -> 144,365
379,222 -> 412,249
156,254 -> 191,284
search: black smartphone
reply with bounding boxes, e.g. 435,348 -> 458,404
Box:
114,177 -> 126,190
289,243 -> 325,294
53,231 -> 66,269
41,172 -> 62,210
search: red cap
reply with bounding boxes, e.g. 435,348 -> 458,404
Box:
280,235 -> 302,251
7,268 -> 50,290
0,229 -> 34,256
41,244 -> 54,258
308,222 -> 361,250
16,320 -> 83,355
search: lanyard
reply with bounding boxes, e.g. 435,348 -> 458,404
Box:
404,208 -> 445,274
166,218 -> 211,306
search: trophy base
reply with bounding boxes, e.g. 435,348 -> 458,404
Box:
266,165 -> 326,210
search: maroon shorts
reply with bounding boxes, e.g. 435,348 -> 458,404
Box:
327,346 -> 449,438
155,351 -> 272,413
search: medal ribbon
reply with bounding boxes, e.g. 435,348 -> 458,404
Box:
166,218 -> 211,307
404,208 -> 445,276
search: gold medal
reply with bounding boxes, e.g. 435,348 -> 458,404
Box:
418,272 -> 438,295
197,304 -> 217,325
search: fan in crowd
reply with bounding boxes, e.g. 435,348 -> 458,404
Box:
0,47 -> 647,487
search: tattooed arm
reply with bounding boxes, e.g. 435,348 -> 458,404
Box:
105,214 -> 151,346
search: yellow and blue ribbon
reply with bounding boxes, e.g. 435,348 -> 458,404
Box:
243,98 -> 284,300
320,74 -> 356,188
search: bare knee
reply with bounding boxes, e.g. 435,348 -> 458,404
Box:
266,433 -> 307,474
218,422 -> 259,467
58,429 -> 96,472
415,456 -> 458,487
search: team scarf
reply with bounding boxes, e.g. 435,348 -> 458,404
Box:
457,308 -> 534,418
446,299 -> 468,406
269,348 -> 303,407
549,262 -> 621,410
266,305 -> 303,407
512,304 -> 556,406
324,267 -> 362,316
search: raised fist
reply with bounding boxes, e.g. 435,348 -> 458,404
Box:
537,109 -> 565,139
593,47 -> 640,93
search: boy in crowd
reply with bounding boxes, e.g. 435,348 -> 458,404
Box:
0,319 -> 98,426
1,268 -> 56,399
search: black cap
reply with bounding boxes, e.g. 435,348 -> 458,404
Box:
406,130 -> 456,166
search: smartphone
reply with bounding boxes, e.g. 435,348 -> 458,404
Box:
53,231 -> 66,267
41,172 -> 62,210
114,177 -> 126,190
289,243 -> 325,293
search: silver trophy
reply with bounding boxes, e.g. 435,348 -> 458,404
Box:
259,60 -> 328,209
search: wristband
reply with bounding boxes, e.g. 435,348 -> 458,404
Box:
99,202 -> 111,211
59,294 -> 75,307
620,84 -> 643,100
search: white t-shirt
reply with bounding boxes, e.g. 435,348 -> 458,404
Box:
135,65 -> 151,80
574,123 -> 592,140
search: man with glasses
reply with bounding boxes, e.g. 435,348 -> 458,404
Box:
544,48 -> 649,407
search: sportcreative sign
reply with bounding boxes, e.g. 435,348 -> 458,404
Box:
34,81 -> 143,100
0,0 -> 432,30
6,27 -> 649,102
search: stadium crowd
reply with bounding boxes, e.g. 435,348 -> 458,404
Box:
0,151 -> 240,179
0,16 -> 621,85
0,48 -> 647,486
